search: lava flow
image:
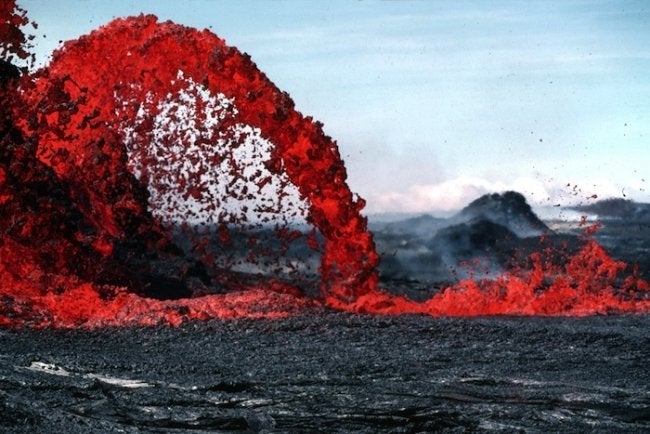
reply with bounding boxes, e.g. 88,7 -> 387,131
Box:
1,3 -> 649,327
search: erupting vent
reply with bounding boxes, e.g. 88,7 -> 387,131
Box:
0,5 -> 648,327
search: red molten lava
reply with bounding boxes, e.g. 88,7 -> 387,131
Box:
1,6 -> 648,327
17,14 -> 377,301
329,235 -> 650,317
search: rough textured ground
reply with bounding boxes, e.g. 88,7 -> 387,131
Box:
1,311 -> 649,433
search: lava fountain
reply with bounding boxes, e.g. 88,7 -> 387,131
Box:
1,4 -> 648,327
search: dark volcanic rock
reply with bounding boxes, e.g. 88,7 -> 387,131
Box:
430,218 -> 518,259
0,60 -> 20,86
456,191 -> 548,237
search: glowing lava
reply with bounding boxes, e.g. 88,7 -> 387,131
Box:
1,4 -> 648,327
330,236 -> 650,317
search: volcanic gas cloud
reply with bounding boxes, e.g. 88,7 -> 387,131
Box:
1,3 -> 648,327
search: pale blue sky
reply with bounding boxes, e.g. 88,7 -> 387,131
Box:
18,0 -> 650,213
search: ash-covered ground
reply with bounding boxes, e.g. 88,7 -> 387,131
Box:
1,313 -> 650,433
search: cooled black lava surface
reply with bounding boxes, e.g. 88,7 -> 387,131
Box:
1,312 -> 649,433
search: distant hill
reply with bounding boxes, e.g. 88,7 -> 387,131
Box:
373,191 -> 555,284
455,191 -> 548,237
570,198 -> 650,221
372,191 -> 650,286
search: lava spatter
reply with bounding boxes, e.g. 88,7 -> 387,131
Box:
1,6 -> 649,328
2,11 -> 377,327
335,233 -> 650,317
20,14 -> 378,301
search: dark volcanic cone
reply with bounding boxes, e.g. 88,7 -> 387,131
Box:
456,191 -> 548,237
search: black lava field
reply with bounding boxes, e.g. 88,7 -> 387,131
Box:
2,314 -> 650,433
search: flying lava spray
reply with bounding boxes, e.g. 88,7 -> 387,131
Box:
1,3 -> 648,327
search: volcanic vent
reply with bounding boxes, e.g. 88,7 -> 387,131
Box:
1,5 -> 649,327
